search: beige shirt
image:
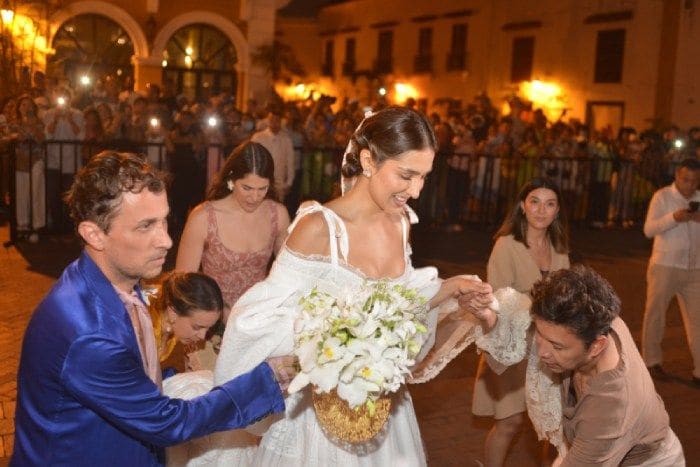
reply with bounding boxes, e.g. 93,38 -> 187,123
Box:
560,318 -> 670,466
251,128 -> 296,190
487,234 -> 570,293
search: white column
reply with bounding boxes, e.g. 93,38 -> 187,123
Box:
240,0 -> 289,107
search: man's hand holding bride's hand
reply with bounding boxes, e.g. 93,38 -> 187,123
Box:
266,356 -> 299,393
454,279 -> 498,330
452,277 -> 492,298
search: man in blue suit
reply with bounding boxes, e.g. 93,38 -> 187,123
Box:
11,151 -> 294,466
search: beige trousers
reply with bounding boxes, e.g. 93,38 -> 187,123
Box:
642,264 -> 700,377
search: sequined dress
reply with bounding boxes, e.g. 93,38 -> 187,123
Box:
201,199 -> 279,308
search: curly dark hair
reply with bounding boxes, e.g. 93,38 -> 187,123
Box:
531,265 -> 621,348
494,177 -> 569,254
152,271 -> 224,317
64,151 -> 167,233
206,141 -> 276,201
341,106 -> 437,178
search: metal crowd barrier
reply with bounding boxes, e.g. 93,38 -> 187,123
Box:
0,139 -> 678,245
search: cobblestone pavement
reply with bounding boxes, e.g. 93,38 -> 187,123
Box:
0,226 -> 77,461
0,224 -> 698,465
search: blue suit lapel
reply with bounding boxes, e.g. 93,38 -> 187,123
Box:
76,251 -> 144,360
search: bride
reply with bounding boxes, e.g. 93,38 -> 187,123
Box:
204,106 -> 493,466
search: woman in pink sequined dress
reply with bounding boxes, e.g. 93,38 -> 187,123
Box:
176,141 -> 290,322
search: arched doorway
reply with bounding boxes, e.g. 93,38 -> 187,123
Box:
162,23 -> 237,103
49,13 -> 134,83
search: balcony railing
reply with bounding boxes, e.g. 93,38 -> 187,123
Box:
373,58 -> 393,75
321,62 -> 334,77
446,52 -> 467,71
413,55 -> 433,73
342,61 -> 356,76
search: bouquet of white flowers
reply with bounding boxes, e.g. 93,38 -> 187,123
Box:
288,281 -> 429,419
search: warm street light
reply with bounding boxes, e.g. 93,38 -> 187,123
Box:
394,82 -> 418,103
80,75 -> 91,86
0,0 -> 13,25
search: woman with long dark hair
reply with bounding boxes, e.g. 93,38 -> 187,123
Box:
176,141 -> 290,322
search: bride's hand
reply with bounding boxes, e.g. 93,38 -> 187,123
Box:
457,290 -> 498,330
266,356 -> 299,392
453,277 -> 493,299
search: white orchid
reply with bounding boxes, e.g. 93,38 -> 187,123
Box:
288,281 -> 429,410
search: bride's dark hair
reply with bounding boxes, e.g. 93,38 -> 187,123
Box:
341,106 -> 437,178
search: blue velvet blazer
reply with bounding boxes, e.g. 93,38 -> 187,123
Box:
11,251 -> 284,466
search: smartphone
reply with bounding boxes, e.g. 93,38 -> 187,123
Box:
689,201 -> 699,213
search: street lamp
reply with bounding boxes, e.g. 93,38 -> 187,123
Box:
1,0 -> 14,25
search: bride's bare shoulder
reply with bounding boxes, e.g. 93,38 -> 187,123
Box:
286,211 -> 331,256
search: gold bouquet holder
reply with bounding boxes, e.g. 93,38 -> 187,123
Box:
312,390 -> 392,444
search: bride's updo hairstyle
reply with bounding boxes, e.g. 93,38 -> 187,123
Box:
341,106 -> 437,178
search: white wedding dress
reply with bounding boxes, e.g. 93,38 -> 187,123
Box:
211,203 -> 444,466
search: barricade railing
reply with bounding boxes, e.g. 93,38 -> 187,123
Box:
1,140 -> 675,244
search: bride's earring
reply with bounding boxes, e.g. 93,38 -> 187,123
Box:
227,180 -> 235,192
363,169 -> 371,178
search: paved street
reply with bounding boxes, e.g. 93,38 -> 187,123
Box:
0,223 -> 698,465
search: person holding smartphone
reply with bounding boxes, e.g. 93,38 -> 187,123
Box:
43,87 -> 85,232
642,157 -> 700,385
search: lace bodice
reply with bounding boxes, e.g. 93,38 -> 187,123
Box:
284,201 -> 413,280
214,203 -> 440,382
201,200 -> 278,308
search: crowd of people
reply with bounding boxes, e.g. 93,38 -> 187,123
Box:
2,70 -> 700,243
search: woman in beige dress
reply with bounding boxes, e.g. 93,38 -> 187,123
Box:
472,178 -> 570,466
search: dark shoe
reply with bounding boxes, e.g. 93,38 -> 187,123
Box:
648,365 -> 669,380
692,377 -> 700,388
